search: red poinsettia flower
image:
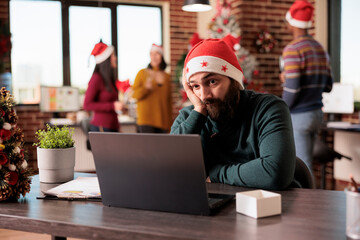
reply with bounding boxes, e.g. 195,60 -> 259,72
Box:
217,28 -> 223,33
7,171 -> 18,186
0,151 -> 8,165
0,108 -> 5,117
116,79 -> 131,94
223,18 -> 229,25
0,129 -> 11,141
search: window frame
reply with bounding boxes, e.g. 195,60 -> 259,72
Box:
10,0 -> 163,104
328,0 -> 341,84
62,0 -> 163,86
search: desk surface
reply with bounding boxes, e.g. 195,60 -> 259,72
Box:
325,121 -> 360,132
0,173 -> 346,240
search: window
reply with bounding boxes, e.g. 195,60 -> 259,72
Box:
69,6 -> 112,90
117,5 -> 162,83
340,0 -> 360,101
10,1 -> 63,104
10,1 -> 163,104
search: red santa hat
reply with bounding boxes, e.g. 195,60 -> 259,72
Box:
150,43 -> 164,56
222,34 -> 241,51
91,41 -> 114,64
285,0 -> 314,29
184,39 -> 244,88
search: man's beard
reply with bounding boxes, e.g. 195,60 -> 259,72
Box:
202,81 -> 241,123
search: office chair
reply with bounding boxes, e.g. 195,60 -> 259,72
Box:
294,157 -> 315,189
312,137 -> 352,189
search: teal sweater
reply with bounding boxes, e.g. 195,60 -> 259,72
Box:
171,90 -> 296,190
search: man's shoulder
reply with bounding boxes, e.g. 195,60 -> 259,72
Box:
285,36 -> 321,50
242,90 -> 287,114
243,90 -> 283,104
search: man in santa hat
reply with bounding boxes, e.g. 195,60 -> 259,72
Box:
171,39 -> 297,190
280,0 -> 333,171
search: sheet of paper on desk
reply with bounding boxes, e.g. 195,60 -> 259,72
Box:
44,177 -> 101,199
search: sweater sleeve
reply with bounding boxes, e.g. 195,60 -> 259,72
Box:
83,74 -> 115,112
170,107 -> 207,135
132,69 -> 152,101
208,99 -> 296,190
282,45 -> 301,109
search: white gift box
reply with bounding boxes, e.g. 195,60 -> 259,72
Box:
236,190 -> 281,218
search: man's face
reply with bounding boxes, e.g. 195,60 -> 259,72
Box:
188,72 -> 238,121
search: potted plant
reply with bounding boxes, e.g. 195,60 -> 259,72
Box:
34,124 -> 75,183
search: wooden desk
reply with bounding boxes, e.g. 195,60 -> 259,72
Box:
0,174 -> 346,240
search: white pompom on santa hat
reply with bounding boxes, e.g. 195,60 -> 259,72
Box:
91,41 -> 114,64
184,39 -> 244,89
285,0 -> 314,29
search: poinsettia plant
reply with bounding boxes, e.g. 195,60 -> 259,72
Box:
0,87 -> 32,201
116,79 -> 131,94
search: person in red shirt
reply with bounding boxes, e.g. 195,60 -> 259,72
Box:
84,41 -> 124,133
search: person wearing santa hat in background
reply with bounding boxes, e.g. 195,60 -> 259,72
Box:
132,44 -> 173,133
83,41 -> 125,134
280,0 -> 333,171
171,39 -> 296,190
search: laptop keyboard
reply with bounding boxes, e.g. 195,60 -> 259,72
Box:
208,193 -> 235,209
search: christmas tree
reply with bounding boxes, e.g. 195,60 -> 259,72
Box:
0,87 -> 31,201
208,0 -> 258,85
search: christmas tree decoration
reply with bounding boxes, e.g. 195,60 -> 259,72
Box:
208,0 -> 259,85
0,87 -> 32,201
208,1 -> 240,39
255,30 -> 278,53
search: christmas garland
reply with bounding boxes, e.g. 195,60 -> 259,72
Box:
0,87 -> 32,201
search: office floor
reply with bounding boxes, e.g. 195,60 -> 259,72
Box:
0,229 -> 82,240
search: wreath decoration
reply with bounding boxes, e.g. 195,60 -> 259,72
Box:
255,30 -> 278,53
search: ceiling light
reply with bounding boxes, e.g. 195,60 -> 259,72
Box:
182,0 -> 212,12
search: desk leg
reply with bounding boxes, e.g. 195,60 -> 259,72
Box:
52,236 -> 66,240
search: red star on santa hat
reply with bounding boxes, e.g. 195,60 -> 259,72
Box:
201,61 -> 208,67
221,65 -> 228,72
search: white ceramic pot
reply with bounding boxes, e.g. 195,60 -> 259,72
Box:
37,147 -> 76,183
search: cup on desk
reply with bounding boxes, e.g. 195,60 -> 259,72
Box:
346,190 -> 360,239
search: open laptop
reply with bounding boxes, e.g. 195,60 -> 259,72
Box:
89,132 -> 234,215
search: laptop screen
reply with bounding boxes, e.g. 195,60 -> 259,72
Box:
89,132 -> 213,215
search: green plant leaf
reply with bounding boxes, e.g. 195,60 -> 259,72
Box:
33,124 -> 75,149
